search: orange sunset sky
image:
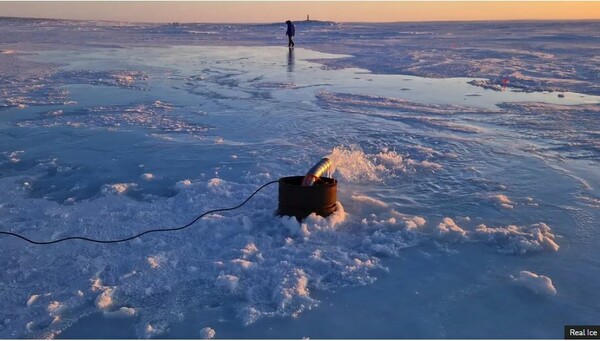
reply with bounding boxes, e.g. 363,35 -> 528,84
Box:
0,1 -> 599,23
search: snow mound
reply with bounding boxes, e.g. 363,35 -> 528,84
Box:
207,178 -> 231,196
303,202 -> 347,229
200,327 -> 216,339
27,295 -> 41,307
144,322 -> 167,338
272,268 -> 312,312
473,222 -> 559,254
105,183 -> 136,194
147,253 -> 168,269
7,150 -> 24,163
103,307 -> 137,318
435,217 -> 467,241
141,173 -> 154,181
490,194 -> 514,209
390,210 -> 427,230
176,179 -> 192,188
216,274 -> 239,292
357,209 -> 559,256
513,271 -> 557,296
95,288 -> 115,311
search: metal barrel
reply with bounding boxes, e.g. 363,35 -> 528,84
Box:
301,158 -> 333,186
278,176 -> 337,220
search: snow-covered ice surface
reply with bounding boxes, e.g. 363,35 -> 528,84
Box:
1,18 -> 600,338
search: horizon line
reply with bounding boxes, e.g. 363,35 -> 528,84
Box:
2,14 -> 600,25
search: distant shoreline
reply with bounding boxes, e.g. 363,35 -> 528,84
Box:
1,15 -> 599,26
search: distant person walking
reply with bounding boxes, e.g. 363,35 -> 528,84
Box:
285,20 -> 295,48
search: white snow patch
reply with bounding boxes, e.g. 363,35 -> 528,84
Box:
280,215 -> 307,237
390,210 -> 427,230
26,294 -> 40,307
103,307 -> 137,318
490,194 -> 514,209
436,217 -> 467,241
144,323 -> 166,338
473,222 -> 559,254
153,100 -> 173,109
272,268 -> 313,312
141,173 -> 154,181
147,253 -> 168,269
230,259 -> 254,271
106,183 -> 136,194
95,288 -> 115,311
8,151 -> 24,163
207,178 -> 231,196
241,242 -> 259,257
302,202 -> 346,230
200,327 -> 216,339
91,278 -> 108,292
513,271 -> 557,296
47,301 -> 64,316
176,179 -> 192,188
525,197 -> 539,206
346,258 -> 377,272
216,274 -> 239,292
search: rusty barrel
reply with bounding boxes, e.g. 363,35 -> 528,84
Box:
278,176 -> 337,220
